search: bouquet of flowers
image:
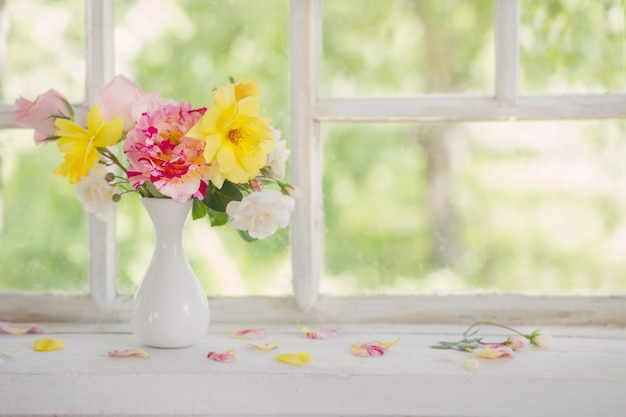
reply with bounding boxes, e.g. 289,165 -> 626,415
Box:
13,75 -> 296,240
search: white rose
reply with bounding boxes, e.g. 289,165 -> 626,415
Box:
75,165 -> 119,222
226,189 -> 295,239
265,129 -> 290,180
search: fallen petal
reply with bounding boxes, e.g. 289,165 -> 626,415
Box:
1,347 -> 20,358
248,340 -> 279,351
108,349 -> 150,359
33,338 -> 64,352
207,349 -> 237,362
351,344 -> 386,357
476,344 -> 513,359
371,338 -> 400,350
229,329 -> 265,339
350,337 -> 400,358
0,322 -> 44,335
299,325 -> 338,340
276,352 -> 312,366
465,359 -> 480,370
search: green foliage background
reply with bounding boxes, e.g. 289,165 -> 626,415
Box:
1,0 -> 625,295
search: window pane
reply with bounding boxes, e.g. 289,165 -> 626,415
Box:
321,0 -> 494,97
116,197 -> 292,296
322,120 -> 626,295
114,0 -> 291,296
521,0 -> 625,94
0,130 -> 89,293
2,0 -> 85,103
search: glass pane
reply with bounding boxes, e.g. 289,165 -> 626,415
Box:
0,130 -> 89,293
2,0 -> 85,103
114,0 -> 291,296
521,0 -> 626,94
322,120 -> 626,295
321,0 -> 494,97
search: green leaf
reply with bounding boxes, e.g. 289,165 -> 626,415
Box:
238,229 -> 258,242
192,199 -> 208,220
207,208 -> 229,227
142,181 -> 167,198
203,180 -> 243,212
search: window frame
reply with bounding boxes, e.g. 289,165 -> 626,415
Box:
0,0 -> 625,326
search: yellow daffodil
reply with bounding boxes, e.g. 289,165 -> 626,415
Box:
186,82 -> 274,188
53,103 -> 123,184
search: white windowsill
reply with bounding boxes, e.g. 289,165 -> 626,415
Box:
1,323 -> 625,417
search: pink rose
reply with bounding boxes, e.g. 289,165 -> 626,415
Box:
13,89 -> 71,143
98,75 -> 144,132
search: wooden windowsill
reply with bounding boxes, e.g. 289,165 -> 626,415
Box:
1,323 -> 625,416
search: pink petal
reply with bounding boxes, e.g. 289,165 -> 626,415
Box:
229,329 -> 265,339
107,349 -> 150,359
0,322 -> 43,335
350,338 -> 400,358
299,325 -> 338,340
351,344 -> 386,357
207,349 -> 237,362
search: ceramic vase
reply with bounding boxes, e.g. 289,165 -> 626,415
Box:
131,198 -> 210,348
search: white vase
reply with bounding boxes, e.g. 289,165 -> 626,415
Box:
131,198 -> 210,348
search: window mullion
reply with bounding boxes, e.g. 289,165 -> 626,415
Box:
290,0 -> 323,312
312,94 -> 626,121
495,0 -> 520,105
85,0 -> 116,310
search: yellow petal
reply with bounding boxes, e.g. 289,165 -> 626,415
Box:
34,338 -> 64,352
248,340 -> 279,351
276,352 -> 311,366
94,115 -> 123,147
202,133 -> 224,163
55,118 -> 87,137
373,338 -> 400,350
213,84 -> 236,110
234,78 -> 260,101
237,96 -> 260,117
108,349 -> 150,359
465,359 -> 480,370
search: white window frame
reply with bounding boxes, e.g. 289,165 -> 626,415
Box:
0,0 -> 625,326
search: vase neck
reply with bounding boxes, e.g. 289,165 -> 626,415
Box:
141,198 -> 192,242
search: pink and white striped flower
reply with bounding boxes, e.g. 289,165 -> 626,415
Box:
124,102 -> 211,203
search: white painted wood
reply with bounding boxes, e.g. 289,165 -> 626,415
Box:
85,0 -> 118,311
495,0 -> 519,105
313,94 -> 626,121
1,324 -> 624,416
290,0 -> 323,312
3,93 -> 626,126
1,293 -> 625,326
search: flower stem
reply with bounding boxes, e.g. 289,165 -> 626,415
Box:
97,147 -> 127,173
463,321 -> 531,339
